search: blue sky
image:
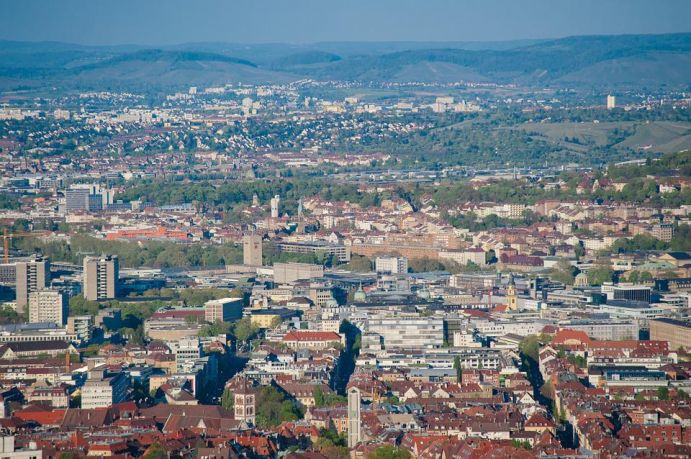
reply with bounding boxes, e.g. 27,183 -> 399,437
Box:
1,0 -> 689,45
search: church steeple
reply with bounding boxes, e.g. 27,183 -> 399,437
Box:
507,274 -> 518,311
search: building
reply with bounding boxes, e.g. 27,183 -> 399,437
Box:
0,323 -> 77,343
282,330 -> 342,349
650,318 -> 691,351
0,436 -> 43,459
438,248 -> 487,267
375,256 -> 408,274
233,379 -> 256,425
28,289 -> 68,326
65,184 -> 113,213
507,275 -> 518,311
270,195 -> 280,219
83,255 -> 119,301
15,255 -> 50,313
65,188 -> 92,213
561,320 -> 639,341
277,241 -> 351,263
601,283 -> 651,303
607,95 -> 616,109
366,316 -> 444,349
243,234 -> 263,267
273,262 -> 324,284
204,297 -> 243,323
67,315 -> 93,342
651,224 -> 674,242
249,308 -> 298,329
175,337 -> 202,372
81,366 -> 129,409
347,387 -> 361,448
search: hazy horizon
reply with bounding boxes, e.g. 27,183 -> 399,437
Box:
1,0 -> 690,47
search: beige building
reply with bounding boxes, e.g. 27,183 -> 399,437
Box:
15,255 -> 50,313
273,262 -> 324,284
28,289 -> 68,326
83,255 -> 119,301
650,318 -> 691,351
243,234 -> 263,267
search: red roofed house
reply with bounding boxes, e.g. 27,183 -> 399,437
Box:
552,329 -> 592,350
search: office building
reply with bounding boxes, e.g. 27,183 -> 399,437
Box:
15,255 -> 50,313
607,95 -> 616,109
366,315 -> 445,349
243,234 -> 263,267
650,318 -> 691,351
175,337 -> 202,372
375,256 -> 408,274
81,366 -> 129,409
601,283 -> 651,303
28,289 -> 68,326
273,262 -> 324,284
83,255 -> 119,301
204,297 -> 243,323
276,241 -> 351,262
67,315 -> 93,343
65,184 -> 114,213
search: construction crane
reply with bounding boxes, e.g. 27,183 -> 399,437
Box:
1,228 -> 39,263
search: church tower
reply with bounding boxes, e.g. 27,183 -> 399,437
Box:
507,274 -> 518,311
234,378 -> 256,425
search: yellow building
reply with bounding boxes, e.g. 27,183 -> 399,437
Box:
249,308 -> 297,329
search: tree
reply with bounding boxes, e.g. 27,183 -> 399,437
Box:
142,442 -> 168,459
233,317 -> 258,343
551,258 -> 577,285
314,386 -> 347,407
254,385 -> 302,428
221,387 -> 234,411
657,386 -> 670,401
367,445 -> 411,459
199,320 -> 231,337
587,260 -> 614,286
519,335 -> 541,362
453,355 -> 462,383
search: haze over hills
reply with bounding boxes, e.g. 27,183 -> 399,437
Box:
0,32 -> 689,91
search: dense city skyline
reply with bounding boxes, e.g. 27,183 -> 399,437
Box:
0,2 -> 689,458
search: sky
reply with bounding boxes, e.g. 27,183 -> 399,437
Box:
0,0 -> 689,46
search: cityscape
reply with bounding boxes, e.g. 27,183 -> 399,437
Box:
0,1 -> 690,458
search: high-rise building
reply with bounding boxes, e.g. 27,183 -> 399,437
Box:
28,289 -> 68,326
65,188 -> 91,213
270,195 -> 280,218
243,234 -> 263,267
347,387 -> 362,448
81,366 -> 129,409
607,95 -> 616,110
83,255 -> 119,301
375,256 -> 408,274
65,184 -> 113,213
15,255 -> 50,313
204,297 -> 243,323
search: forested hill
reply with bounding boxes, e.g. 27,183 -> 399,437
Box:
0,32 -> 689,90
